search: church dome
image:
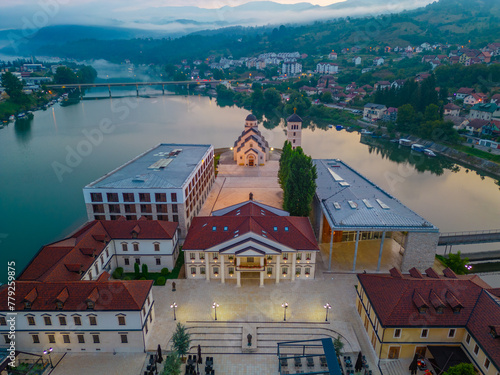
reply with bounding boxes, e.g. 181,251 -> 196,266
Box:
245,114 -> 257,121
287,113 -> 303,122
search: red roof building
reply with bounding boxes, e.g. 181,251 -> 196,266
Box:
356,268 -> 500,374
182,201 -> 319,286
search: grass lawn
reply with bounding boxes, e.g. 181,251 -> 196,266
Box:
451,144 -> 500,164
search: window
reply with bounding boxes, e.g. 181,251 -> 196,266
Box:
173,215 -> 179,222
421,329 -> 428,338
32,334 -> 40,344
78,335 -> 85,344
155,193 -> 167,202
200,267 -> 206,275
44,316 -> 52,326
448,329 -> 455,338
306,253 -> 311,260
484,358 -> 490,369
63,335 -> 70,343
135,258 -> 140,265
89,316 -> 97,326
213,267 -> 219,275
267,267 -> 273,275
0,317 -> 5,326
122,243 -> 128,251
91,193 -> 102,202
394,329 -> 401,338
296,253 -> 302,260
191,267 -> 196,275
121,334 -> 128,344
213,253 -> 218,260
156,204 -> 167,213
93,335 -> 100,344
171,193 -> 177,202
466,333 -> 471,344
124,258 -> 130,266
133,243 -> 139,251
190,253 -> 196,260
123,193 -> 135,202
273,226 -> 277,231
94,264 -> 98,275
48,334 -> 55,344
118,316 -> 126,326
474,344 -> 479,355
172,204 -> 178,213
124,204 -> 136,213
4,335 -> 10,344
199,253 -> 205,260
228,267 -> 234,275
247,257 -> 254,263
74,316 -> 82,326
93,204 -> 104,214
223,226 -> 228,231
141,204 -> 152,213
156,258 -> 161,266
109,204 -> 120,214
139,193 -> 150,202
283,254 -> 288,261
27,316 -> 35,325
282,267 -> 288,275
285,226 -> 289,231
59,316 -> 67,326
212,226 -> 216,231
107,192 -> 119,202
305,267 -> 311,275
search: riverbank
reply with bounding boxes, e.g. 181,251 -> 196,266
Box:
357,120 -> 500,179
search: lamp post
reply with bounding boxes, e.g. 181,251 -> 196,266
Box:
324,303 -> 332,322
170,302 -> 177,321
212,302 -> 219,321
282,302 -> 288,321
43,347 -> 54,368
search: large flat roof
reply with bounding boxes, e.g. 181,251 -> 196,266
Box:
314,159 -> 438,232
85,144 -> 212,190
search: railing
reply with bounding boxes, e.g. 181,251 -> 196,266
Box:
439,229 -> 500,237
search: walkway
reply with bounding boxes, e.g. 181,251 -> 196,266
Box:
438,229 -> 500,246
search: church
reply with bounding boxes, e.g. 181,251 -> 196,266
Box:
233,114 -> 270,166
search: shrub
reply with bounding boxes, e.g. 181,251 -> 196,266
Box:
161,268 -> 170,276
134,262 -> 140,278
123,276 -> 132,280
156,276 -> 166,286
142,264 -> 149,279
112,270 -> 122,279
139,276 -> 147,280
115,267 -> 124,276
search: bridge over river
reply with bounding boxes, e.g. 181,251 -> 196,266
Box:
438,229 -> 500,261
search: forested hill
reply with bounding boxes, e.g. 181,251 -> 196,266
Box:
2,0 -> 499,64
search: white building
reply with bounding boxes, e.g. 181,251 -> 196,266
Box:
316,62 -> 338,75
352,56 -> 362,65
182,201 -> 319,286
286,113 -> 303,150
233,114 -> 270,166
282,61 -> 302,76
83,144 -> 215,238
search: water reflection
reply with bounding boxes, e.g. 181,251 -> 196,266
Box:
14,118 -> 33,144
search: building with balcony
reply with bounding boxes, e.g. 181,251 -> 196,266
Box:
356,268 -> 500,375
182,201 -> 319,286
83,143 -> 215,238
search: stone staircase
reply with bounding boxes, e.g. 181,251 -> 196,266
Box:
379,359 -> 406,375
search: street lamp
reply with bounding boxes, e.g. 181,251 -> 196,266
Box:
212,302 -> 219,321
43,347 -> 53,368
282,302 -> 288,321
170,302 -> 177,321
324,303 -> 332,322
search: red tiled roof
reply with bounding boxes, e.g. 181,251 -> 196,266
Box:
465,291 -> 500,369
357,272 -> 488,327
183,215 -> 319,251
0,280 -> 153,311
19,220 -> 178,282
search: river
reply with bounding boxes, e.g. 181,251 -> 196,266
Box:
1,92 -> 499,285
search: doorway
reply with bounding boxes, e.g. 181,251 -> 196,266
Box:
388,346 -> 400,359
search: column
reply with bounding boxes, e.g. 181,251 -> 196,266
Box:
352,231 -> 360,272
376,232 -> 386,272
206,257 -> 210,281
276,256 -> 280,284
259,257 -> 264,287
328,230 -> 334,271
221,255 -> 225,284
292,254 -> 296,281
236,257 -> 241,287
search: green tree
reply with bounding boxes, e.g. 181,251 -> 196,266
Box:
278,141 -> 293,189
396,104 -> 416,132
134,262 -> 140,278
1,71 -> 29,105
283,147 -> 317,217
320,91 -> 333,103
78,65 -> 97,84
171,323 -> 191,359
54,66 -> 78,84
161,351 -> 182,375
333,335 -> 344,356
443,251 -> 470,275
263,88 -> 281,109
443,363 -> 475,375
141,264 -> 149,279
212,69 -> 225,80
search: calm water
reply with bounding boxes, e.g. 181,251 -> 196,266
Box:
1,94 -> 500,284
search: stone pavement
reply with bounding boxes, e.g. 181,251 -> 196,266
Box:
50,352 -> 146,375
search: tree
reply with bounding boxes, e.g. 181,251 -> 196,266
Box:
333,335 -> 344,356
443,363 -> 475,375
396,104 -> 416,132
1,71 -> 29,105
278,141 -> 293,189
134,262 -> 140,278
171,323 -> 191,359
263,88 -> 281,109
161,351 -> 182,375
141,264 -> 149,279
54,66 -> 78,84
212,69 -> 225,80
283,147 -> 318,217
443,251 -> 470,275
320,91 -> 333,103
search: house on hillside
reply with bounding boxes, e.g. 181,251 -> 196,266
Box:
352,56 -> 362,65
469,102 -> 499,121
373,57 -> 385,66
363,103 -> 387,121
374,81 -> 391,90
466,119 -> 499,136
455,87 -> 475,100
444,115 -> 469,130
444,103 -> 461,117
464,93 -> 487,106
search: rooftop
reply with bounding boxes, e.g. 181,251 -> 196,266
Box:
85,144 -> 212,190
314,159 -> 438,231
